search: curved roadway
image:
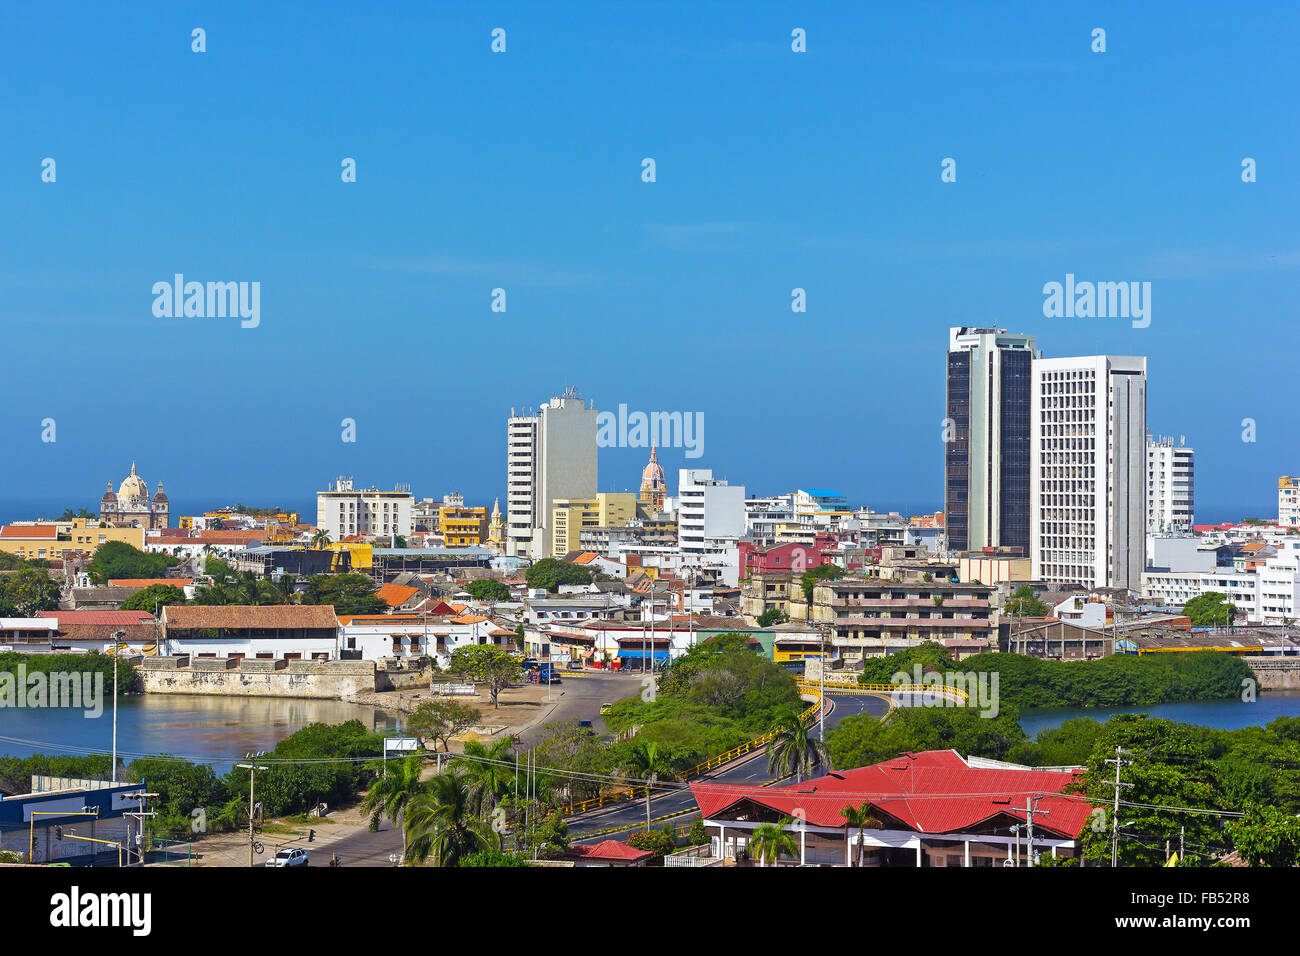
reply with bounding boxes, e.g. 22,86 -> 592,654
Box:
567,690 -> 893,842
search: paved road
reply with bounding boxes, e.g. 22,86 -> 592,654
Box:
567,691 -> 891,842
516,671 -> 647,746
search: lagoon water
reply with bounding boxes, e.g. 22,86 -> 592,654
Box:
0,694 -> 401,774
1019,691 -> 1300,738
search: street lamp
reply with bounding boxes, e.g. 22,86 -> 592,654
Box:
109,629 -> 126,783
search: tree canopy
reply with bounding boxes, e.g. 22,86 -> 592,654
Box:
86,541 -> 179,585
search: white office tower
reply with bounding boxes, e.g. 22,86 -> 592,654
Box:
678,469 -> 746,555
1146,435 -> 1195,535
1031,356 -> 1147,591
505,387 -> 598,559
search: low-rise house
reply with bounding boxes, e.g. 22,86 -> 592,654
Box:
159,605 -> 340,660
691,750 -> 1089,867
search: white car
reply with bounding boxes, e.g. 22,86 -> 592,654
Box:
265,848 -> 309,867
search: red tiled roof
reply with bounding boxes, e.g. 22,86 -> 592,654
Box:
691,750 -> 1089,839
1,525 -> 58,538
37,610 -> 154,624
566,840 -> 654,862
162,605 -> 339,629
375,584 -> 420,607
108,578 -> 194,588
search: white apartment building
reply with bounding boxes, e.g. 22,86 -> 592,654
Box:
1258,540 -> 1300,624
1279,476 -> 1300,528
1030,355 -> 1146,591
678,469 -> 746,555
1141,566 -> 1260,621
505,388 -> 598,559
792,489 -> 853,528
745,495 -> 794,546
316,477 -> 413,541
1146,435 -> 1194,537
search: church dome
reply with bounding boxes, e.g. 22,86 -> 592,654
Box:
640,447 -> 666,487
117,461 -> 149,499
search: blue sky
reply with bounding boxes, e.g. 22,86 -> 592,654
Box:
1,1 -> 1296,520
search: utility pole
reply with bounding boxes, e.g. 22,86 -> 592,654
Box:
1014,796 -> 1049,866
1105,746 -> 1133,867
123,791 -> 157,866
235,751 -> 268,867
1009,824 -> 1021,867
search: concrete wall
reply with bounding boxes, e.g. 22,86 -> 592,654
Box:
139,657 -> 375,699
1242,657 -> 1300,691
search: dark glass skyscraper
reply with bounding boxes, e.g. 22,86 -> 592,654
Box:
944,327 -> 1037,554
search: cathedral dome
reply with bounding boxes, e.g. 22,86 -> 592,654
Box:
640,447 -> 666,487
117,461 -> 149,499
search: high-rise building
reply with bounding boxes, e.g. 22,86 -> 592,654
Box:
944,327 -> 1038,554
505,387 -> 598,558
1280,476 -> 1300,528
1146,435 -> 1194,535
677,468 -> 746,555
1030,355 -> 1147,590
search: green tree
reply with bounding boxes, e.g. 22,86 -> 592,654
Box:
840,801 -> 882,867
119,584 -> 186,613
524,558 -> 593,593
1182,592 -> 1237,627
801,563 -> 844,602
448,645 -> 521,710
748,817 -> 798,866
458,849 -> 530,867
1005,585 -> 1050,617
466,579 -> 512,603
0,567 -> 61,616
459,737 -> 516,816
403,769 -> 495,867
86,541 -> 179,585
302,573 -> 384,614
620,740 -> 679,830
406,698 -> 480,752
766,706 -> 830,782
310,528 -> 331,549
626,827 -> 677,857
756,607 -> 786,627
361,753 -> 428,852
1228,804 -> 1300,867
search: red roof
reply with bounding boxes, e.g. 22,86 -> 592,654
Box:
37,610 -> 155,624
566,840 -> 654,862
691,750 -> 1089,839
1,525 -> 58,538
375,584 -> 420,607
108,578 -> 194,588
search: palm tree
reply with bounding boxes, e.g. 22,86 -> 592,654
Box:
360,753 -> 428,852
840,801 -> 878,867
748,817 -> 798,867
766,707 -> 830,783
403,768 -> 495,867
311,528 -> 331,550
460,738 -> 516,816
621,740 -> 678,829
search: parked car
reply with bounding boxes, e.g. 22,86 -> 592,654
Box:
577,719 -> 594,731
566,660 -> 584,670
599,703 -> 613,716
265,848 -> 309,867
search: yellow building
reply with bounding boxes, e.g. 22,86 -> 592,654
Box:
326,540 -> 373,571
440,507 -> 488,547
551,493 -> 637,558
0,519 -> 144,560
